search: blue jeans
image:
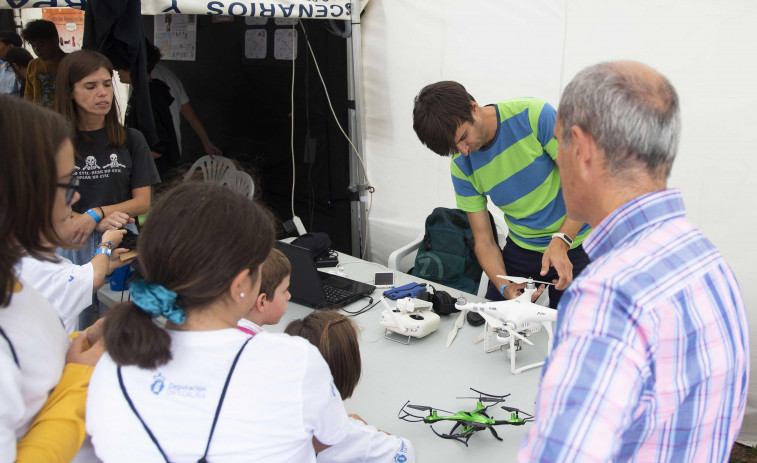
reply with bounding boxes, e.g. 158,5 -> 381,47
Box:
484,236 -> 591,309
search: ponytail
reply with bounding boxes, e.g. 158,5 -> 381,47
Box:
104,302 -> 172,369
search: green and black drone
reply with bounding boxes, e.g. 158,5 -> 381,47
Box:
398,389 -> 533,446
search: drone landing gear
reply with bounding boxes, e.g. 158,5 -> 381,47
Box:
383,329 -> 412,345
430,420 -> 504,447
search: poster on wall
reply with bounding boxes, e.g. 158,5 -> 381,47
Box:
41,8 -> 84,53
154,14 -> 197,61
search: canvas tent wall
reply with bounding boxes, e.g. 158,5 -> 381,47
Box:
360,0 -> 757,446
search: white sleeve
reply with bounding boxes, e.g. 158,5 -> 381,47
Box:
0,341 -> 23,462
301,345 -> 350,446
317,417 -> 415,463
18,258 -> 93,333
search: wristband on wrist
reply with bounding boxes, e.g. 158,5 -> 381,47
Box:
552,232 -> 573,247
94,247 -> 112,257
97,207 -> 105,219
98,241 -> 114,250
499,283 -> 509,298
85,208 -> 102,223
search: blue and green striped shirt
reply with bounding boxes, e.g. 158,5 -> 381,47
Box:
451,98 -> 590,251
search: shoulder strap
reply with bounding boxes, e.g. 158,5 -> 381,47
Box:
117,336 -> 254,463
197,336 -> 252,462
0,326 -> 19,367
118,365 -> 170,462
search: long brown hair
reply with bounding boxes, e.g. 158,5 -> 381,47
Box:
0,95 -> 73,306
55,49 -> 125,147
103,182 -> 274,368
284,311 -> 362,399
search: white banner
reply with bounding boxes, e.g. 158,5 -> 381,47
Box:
0,0 -> 354,19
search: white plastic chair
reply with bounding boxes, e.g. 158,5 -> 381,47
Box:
221,170 -> 255,199
387,212 -> 508,298
183,155 -> 236,184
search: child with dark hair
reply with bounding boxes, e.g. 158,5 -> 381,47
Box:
86,182 -> 352,461
285,311 -> 415,463
21,20 -> 66,106
0,94 -> 105,461
238,248 -> 291,334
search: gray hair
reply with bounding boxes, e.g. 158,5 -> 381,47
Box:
558,61 -> 680,179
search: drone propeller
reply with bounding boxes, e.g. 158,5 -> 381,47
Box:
469,388 -> 511,400
495,275 -> 554,286
406,404 -> 455,415
501,405 -> 533,417
479,312 -> 534,346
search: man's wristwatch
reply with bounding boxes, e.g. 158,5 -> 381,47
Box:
552,232 -> 573,247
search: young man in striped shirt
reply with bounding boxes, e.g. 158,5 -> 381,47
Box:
413,82 -> 591,308
518,61 -> 749,461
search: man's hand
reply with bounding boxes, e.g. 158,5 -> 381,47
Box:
95,212 -> 133,232
109,248 -> 134,272
204,141 -> 222,158
541,238 -> 573,290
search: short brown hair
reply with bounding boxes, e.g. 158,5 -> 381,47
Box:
259,248 -> 291,301
0,95 -> 72,307
413,81 -> 475,156
55,50 -> 125,148
284,311 -> 361,399
104,182 -> 275,368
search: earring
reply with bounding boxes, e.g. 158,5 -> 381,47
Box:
239,292 -> 245,298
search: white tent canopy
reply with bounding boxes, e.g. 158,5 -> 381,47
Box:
361,0 -> 757,446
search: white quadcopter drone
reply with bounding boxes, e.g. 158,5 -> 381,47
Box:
379,297 -> 441,344
455,276 -> 557,374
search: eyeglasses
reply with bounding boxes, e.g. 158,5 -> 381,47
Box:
56,177 -> 80,205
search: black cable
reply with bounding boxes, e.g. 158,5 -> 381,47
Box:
342,296 -> 379,317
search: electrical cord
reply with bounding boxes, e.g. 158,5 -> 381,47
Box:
298,21 -> 374,258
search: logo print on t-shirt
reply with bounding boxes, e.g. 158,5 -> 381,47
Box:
82,156 -> 101,171
151,373 -> 166,395
37,72 -> 56,107
105,153 -> 126,168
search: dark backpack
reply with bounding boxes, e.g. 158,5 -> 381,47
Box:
411,208 -> 498,295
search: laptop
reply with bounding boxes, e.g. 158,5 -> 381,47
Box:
274,241 -> 376,308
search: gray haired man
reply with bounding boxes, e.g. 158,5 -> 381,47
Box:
518,61 -> 749,462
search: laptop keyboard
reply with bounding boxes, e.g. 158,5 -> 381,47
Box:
323,285 -> 352,304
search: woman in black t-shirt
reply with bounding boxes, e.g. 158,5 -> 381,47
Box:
54,50 -> 160,329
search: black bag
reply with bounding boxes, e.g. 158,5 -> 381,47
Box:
291,232 -> 332,260
410,208 -> 497,295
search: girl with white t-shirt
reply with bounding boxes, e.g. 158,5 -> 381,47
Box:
285,311 -> 416,462
87,182 -> 351,462
0,95 -> 105,461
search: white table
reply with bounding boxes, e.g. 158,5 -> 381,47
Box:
97,250 -> 548,461
269,250 -> 547,462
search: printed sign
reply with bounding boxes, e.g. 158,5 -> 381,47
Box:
41,7 -> 83,53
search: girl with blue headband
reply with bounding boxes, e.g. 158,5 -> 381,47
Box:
86,182 -> 351,462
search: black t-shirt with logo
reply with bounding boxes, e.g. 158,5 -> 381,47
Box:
72,128 -> 160,214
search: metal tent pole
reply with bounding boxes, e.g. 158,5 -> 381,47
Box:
345,6 -> 370,259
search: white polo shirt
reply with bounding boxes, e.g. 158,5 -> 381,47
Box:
17,256 -> 94,333
87,329 -> 350,462
317,417 -> 415,463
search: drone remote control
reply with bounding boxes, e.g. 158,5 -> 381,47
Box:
379,297 -> 440,339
